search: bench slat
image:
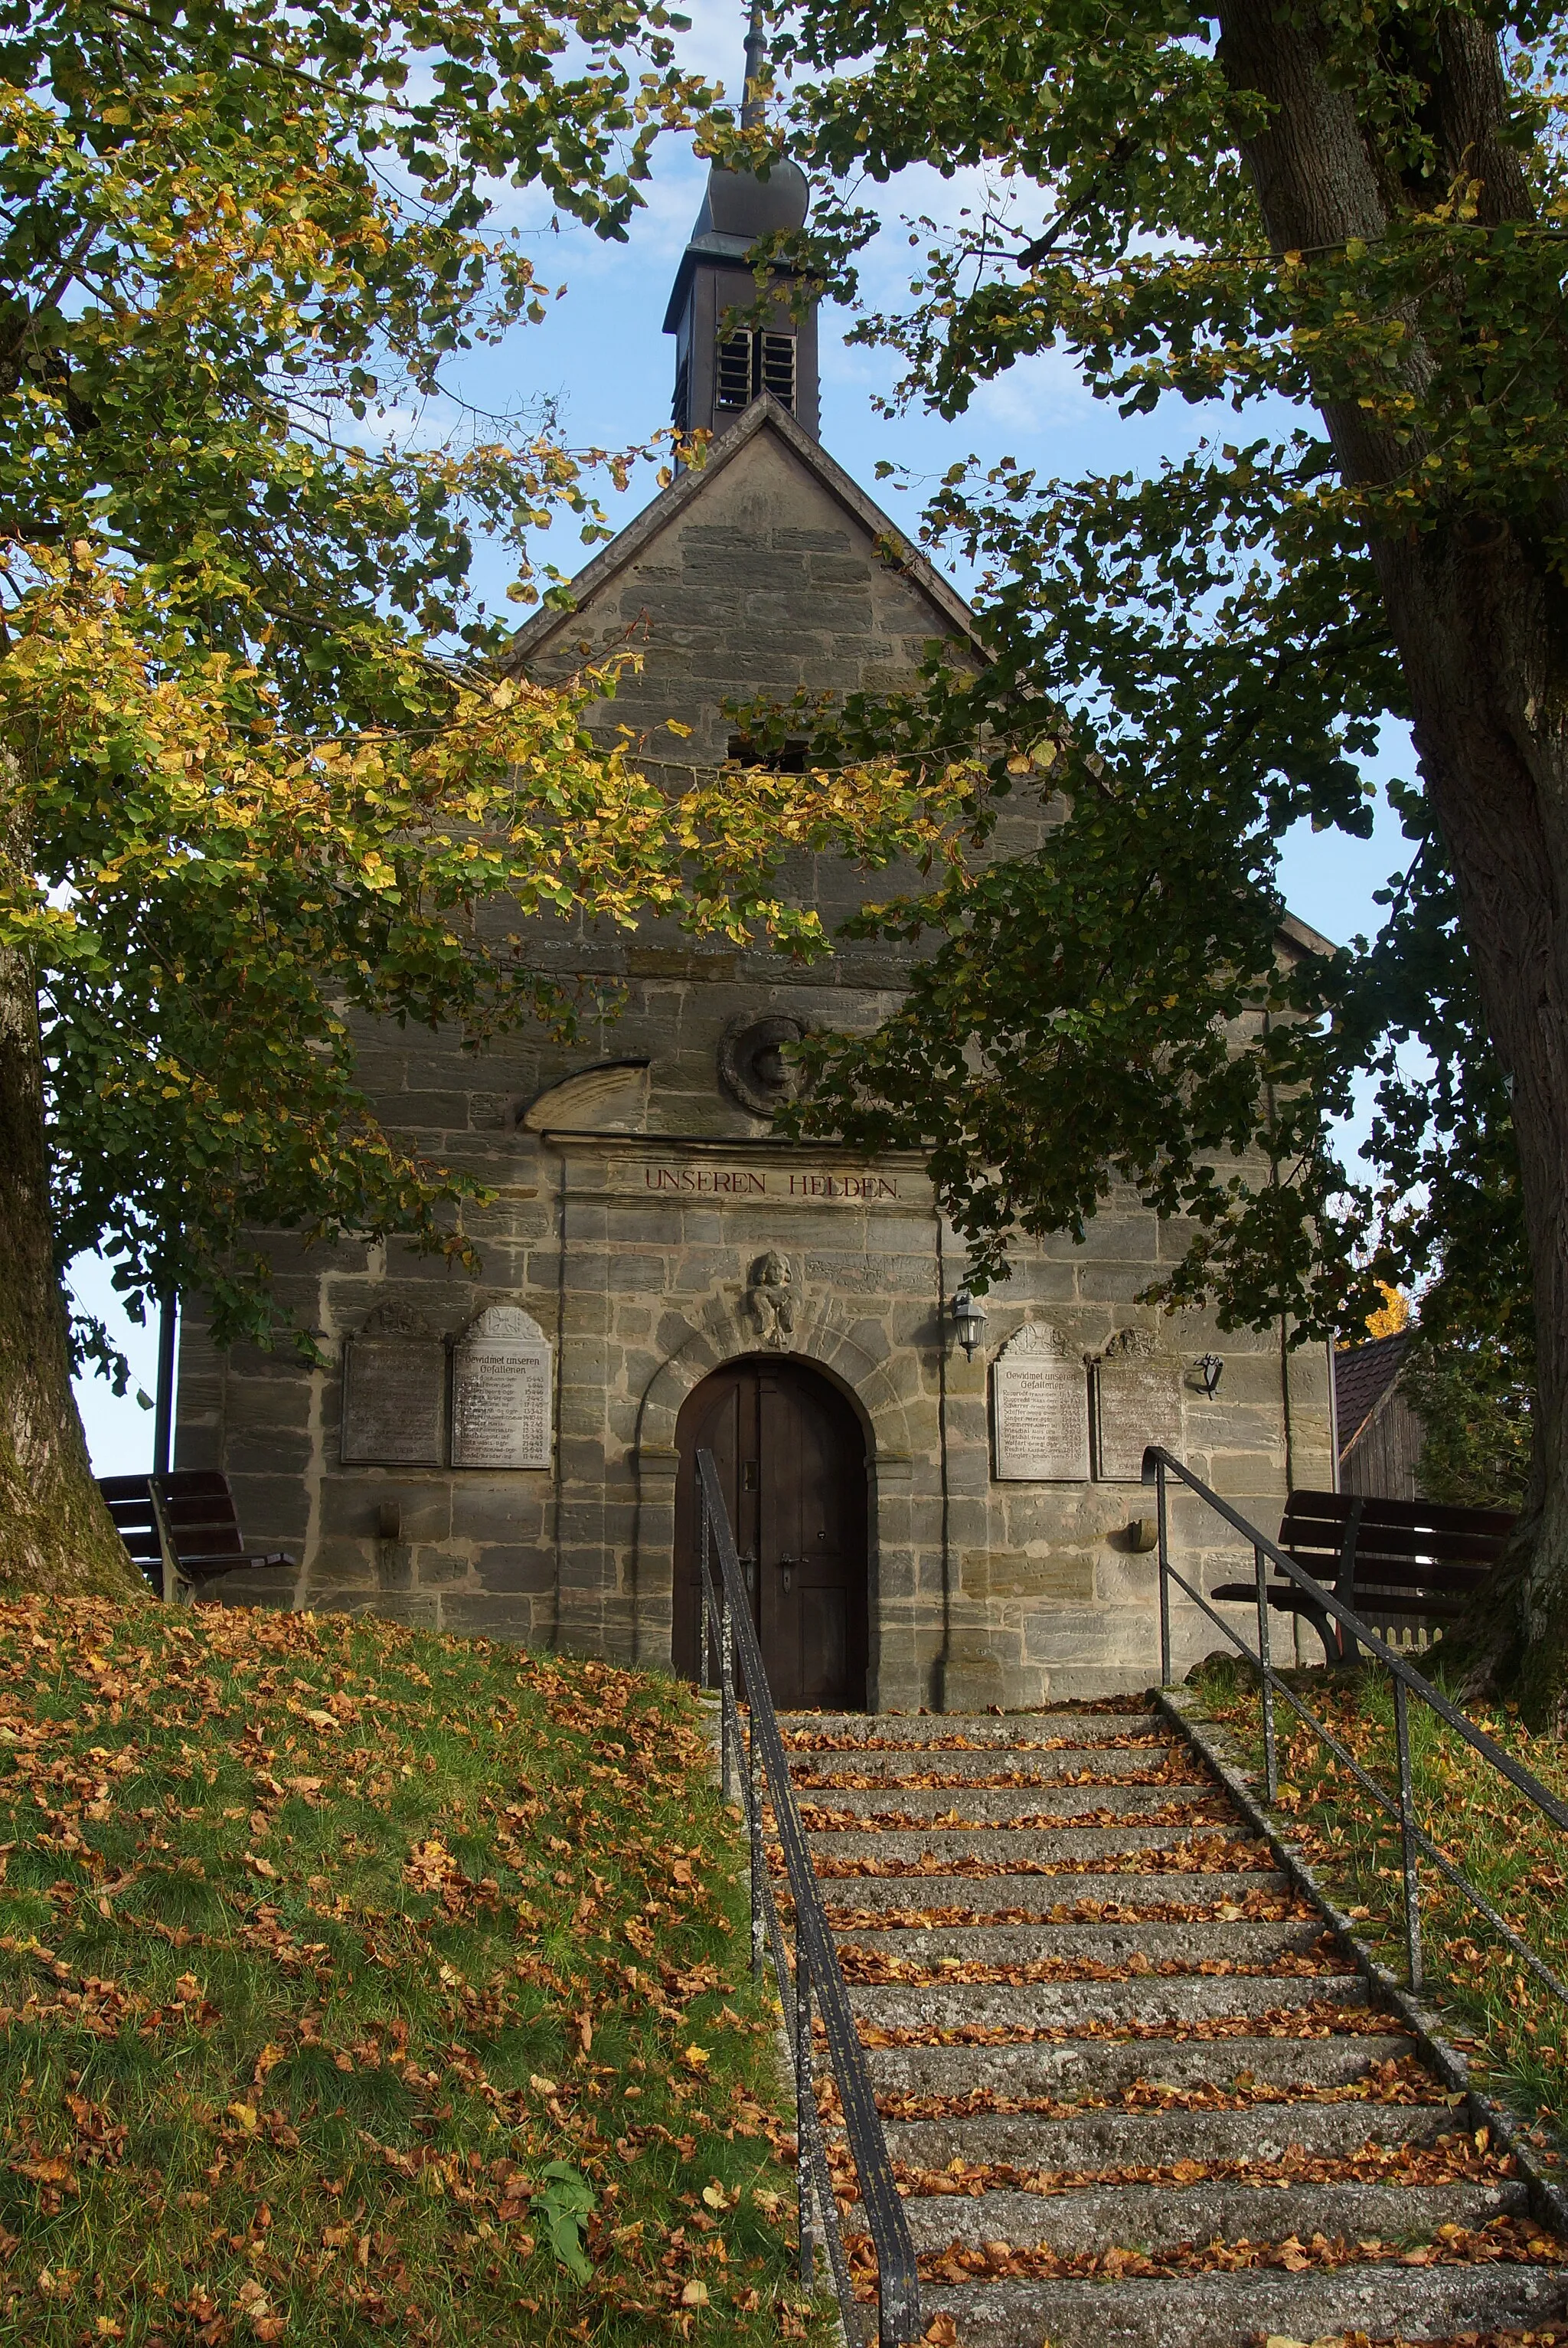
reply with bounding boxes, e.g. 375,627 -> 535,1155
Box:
1282,1490 -> 1515,1538
1285,1526 -> 1511,1568
1210,1486 -> 1518,1666
96,1470 -> 294,1596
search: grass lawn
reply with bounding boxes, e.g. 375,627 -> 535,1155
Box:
0,1597 -> 824,2344
1190,1659 -> 1568,2180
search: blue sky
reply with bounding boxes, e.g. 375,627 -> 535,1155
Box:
70,28 -> 1417,1470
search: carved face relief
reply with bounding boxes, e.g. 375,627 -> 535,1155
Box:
719,1014 -> 808,1120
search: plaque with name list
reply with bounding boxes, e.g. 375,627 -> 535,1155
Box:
451,1304 -> 553,1470
991,1323 -> 1091,1481
341,1305 -> 445,1466
1095,1326 -> 1183,1482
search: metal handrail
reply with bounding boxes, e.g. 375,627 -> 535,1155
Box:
1144,1444 -> 1568,2007
693,1447 -> 923,2348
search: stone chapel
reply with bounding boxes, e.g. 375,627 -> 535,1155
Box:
172,137 -> 1335,1710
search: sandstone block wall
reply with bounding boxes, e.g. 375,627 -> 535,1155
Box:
172,400 -> 1334,1705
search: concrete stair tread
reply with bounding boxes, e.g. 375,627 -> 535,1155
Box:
849,1969 -> 1365,2035
897,2173 -> 1528,2254
818,1869 -> 1291,1914
795,1784 -> 1222,1823
790,1747 -> 1191,1787
806,1823 -> 1250,1865
912,2260 -> 1568,2348
857,2034 -> 1420,2101
783,1712 -> 1560,2348
879,2099 -> 1462,2170
782,1712 -> 1168,1749
832,1919 -> 1328,1966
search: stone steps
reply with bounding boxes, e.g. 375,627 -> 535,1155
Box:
882,2095 -> 1460,2170
900,2171 -> 1527,2253
921,2263 -> 1568,2348
834,1916 -> 1325,1968
848,1968 -> 1364,2036
791,1748 -> 1192,1787
806,1822 -> 1253,1869
783,1712 -> 1172,1750
796,1782 -> 1223,1823
777,1702 -> 1568,2346
817,1867 -> 1292,1915
859,2029 -> 1419,2101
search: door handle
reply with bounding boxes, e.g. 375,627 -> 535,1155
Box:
776,1552 -> 808,1594
737,1548 -> 757,1593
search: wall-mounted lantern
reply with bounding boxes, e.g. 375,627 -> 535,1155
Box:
1196,1352 -> 1224,1398
951,1288 -> 988,1361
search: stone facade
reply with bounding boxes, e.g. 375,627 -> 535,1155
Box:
173,391 -> 1334,1705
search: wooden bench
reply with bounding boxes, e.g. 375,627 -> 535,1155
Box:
1211,1488 -> 1516,1665
98,1472 -> 296,1604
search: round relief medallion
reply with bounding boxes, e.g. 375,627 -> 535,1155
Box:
717,1013 -> 808,1120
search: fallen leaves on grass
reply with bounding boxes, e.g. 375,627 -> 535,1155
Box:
0,1599 -> 818,2346
1195,1674 -> 1568,2140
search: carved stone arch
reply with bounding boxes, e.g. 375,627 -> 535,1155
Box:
629,1290 -> 918,1702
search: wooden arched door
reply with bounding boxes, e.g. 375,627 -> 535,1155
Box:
672,1358 -> 868,1710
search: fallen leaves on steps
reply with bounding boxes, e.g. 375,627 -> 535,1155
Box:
855,2055 -> 1448,2122
832,1939 -> 1353,1987
822,1892 -> 1316,1928
798,1801 -> 1230,1832
799,1836 -> 1275,1878
855,2000 -> 1402,2048
874,2128 -> 1516,2200
854,2212 -> 1566,2288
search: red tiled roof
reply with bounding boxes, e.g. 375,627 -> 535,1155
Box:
1334,1332 -> 1410,1459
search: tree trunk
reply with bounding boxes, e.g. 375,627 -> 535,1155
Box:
0,872 -> 147,1599
1216,0 -> 1568,1723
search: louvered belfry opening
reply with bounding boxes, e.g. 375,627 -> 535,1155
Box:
663,152 -> 819,441
715,327 -> 798,414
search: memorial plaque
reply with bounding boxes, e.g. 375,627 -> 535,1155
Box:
991,1323 -> 1091,1481
451,1304 -> 552,1470
1094,1325 -> 1182,1482
341,1304 -> 445,1465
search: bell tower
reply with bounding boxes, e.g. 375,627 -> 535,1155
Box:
662,13 -> 820,441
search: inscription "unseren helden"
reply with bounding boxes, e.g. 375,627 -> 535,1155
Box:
641,1167 -> 897,1200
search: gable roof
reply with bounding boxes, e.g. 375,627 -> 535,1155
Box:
1335,1332 -> 1412,1458
501,396 -> 1342,971
503,391 -> 985,670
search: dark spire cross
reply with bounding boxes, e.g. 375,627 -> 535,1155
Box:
741,1 -> 768,129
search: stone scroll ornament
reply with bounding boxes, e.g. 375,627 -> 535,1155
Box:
746,1251 -> 797,1349
1094,1324 -> 1184,1483
991,1321 -> 1092,1481
341,1302 -> 446,1466
450,1305 -> 553,1470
